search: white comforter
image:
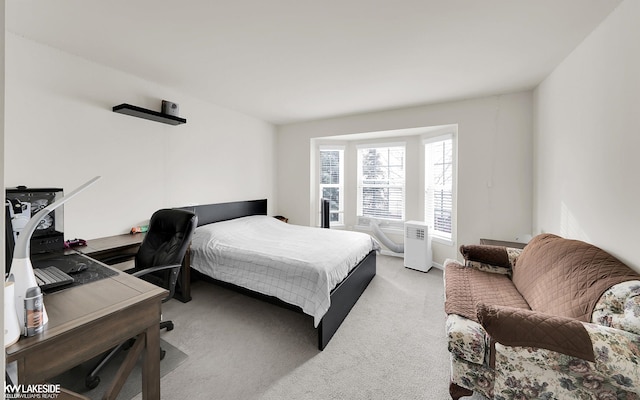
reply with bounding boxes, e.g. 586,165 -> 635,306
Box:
190,215 -> 379,327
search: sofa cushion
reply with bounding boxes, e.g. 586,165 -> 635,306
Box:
512,234 -> 640,322
445,263 -> 530,322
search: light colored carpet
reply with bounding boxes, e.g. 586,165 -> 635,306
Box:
135,255 -> 486,400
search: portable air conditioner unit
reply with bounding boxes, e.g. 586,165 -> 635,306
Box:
404,221 -> 432,272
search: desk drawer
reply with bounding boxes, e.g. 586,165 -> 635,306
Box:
89,247 -> 139,265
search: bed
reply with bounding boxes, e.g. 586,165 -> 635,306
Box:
178,199 -> 378,350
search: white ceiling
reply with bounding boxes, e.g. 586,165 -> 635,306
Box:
7,0 -> 622,125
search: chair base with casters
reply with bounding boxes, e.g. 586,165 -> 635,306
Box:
84,208 -> 197,390
84,321 -> 172,390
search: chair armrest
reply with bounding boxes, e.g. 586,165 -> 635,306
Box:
477,304 -> 595,361
131,264 -> 181,278
132,264 -> 181,302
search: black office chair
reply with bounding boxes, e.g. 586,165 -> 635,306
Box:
85,208 -> 197,389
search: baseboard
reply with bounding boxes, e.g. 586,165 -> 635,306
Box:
379,249 -> 404,258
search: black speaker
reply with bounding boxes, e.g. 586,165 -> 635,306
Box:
321,198 -> 330,229
162,100 -> 179,116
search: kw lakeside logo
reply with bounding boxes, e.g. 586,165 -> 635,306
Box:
5,383 -> 61,399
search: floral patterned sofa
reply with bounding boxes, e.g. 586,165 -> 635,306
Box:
444,233 -> 640,399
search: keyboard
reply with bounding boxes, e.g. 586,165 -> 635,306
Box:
34,266 -> 74,291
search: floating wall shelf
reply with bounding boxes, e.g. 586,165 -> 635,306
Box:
112,103 -> 187,125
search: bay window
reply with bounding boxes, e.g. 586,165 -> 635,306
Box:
357,144 -> 405,221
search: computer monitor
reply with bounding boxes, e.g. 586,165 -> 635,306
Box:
6,188 -> 64,254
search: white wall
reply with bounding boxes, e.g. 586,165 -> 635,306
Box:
5,34 -> 276,240
2,0 -> 6,377
277,92 -> 533,264
533,0 -> 639,272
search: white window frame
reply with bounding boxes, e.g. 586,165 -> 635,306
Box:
319,145 -> 345,226
424,134 -> 455,244
356,143 -> 406,222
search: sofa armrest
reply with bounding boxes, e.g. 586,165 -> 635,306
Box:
583,322 -> 640,385
493,343 -> 640,398
592,280 -> 640,335
477,304 -> 595,361
460,244 -> 510,266
460,245 -> 522,275
491,321 -> 640,397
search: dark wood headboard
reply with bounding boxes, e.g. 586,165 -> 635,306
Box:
178,199 -> 267,227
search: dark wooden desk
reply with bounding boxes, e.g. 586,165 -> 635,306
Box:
6,255 -> 167,400
76,233 -> 145,269
75,234 -> 191,303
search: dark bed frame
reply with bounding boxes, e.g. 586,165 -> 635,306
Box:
177,199 -> 377,350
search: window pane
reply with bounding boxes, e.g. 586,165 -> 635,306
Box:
433,189 -> 452,233
322,187 -> 340,210
319,148 -> 344,226
358,146 -> 405,220
425,138 -> 453,237
322,187 -> 341,222
320,150 -> 341,185
361,148 -> 404,183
